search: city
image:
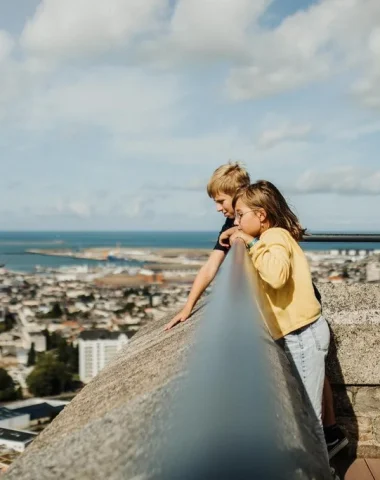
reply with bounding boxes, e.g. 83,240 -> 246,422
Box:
1,245 -> 380,471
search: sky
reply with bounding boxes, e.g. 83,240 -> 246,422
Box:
0,0 -> 380,232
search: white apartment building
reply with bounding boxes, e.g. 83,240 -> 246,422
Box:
78,330 -> 128,383
367,262 -> 380,283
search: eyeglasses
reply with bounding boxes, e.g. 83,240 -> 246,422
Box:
235,210 -> 256,222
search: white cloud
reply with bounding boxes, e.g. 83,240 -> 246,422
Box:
0,31 -> 14,62
114,128 -> 260,165
293,167 -> 380,195
124,195 -> 156,219
63,201 -> 92,218
353,71 -> 380,109
160,0 -> 270,62
8,67 -> 182,135
227,0 -> 380,100
351,26 -> 380,108
13,0 -> 380,108
21,0 -> 168,59
36,200 -> 92,218
334,121 -> 380,141
257,123 -> 312,149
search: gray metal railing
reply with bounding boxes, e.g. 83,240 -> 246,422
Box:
158,241 -> 332,480
302,233 -> 380,243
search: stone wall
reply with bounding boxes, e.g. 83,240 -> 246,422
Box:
334,387 -> 380,457
319,283 -> 380,457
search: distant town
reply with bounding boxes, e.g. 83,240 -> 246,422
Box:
0,246 -> 380,472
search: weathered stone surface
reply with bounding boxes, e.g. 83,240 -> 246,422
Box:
5,298 -> 332,479
4,283 -> 380,478
356,444 -> 380,458
319,284 -> 380,385
337,416 -> 373,443
354,388 -> 380,417
374,417 -> 380,444
4,303 -> 200,480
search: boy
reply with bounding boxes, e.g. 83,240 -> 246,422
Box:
164,162 -> 347,460
164,162 -> 247,331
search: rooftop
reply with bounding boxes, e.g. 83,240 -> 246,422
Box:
3,282 -> 379,479
13,403 -> 65,421
78,330 -> 125,341
0,429 -> 36,444
0,409 -> 25,422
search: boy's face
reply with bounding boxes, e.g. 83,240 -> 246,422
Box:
213,193 -> 234,218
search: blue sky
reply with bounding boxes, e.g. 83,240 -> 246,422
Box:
0,0 -> 379,231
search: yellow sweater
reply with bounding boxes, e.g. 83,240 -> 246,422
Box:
248,227 -> 321,340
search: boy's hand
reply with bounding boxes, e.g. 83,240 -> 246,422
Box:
164,306 -> 192,331
219,226 -> 238,247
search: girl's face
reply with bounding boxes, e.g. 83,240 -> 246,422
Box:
234,198 -> 266,237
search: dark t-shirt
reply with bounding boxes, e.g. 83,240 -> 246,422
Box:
213,217 -> 235,254
213,218 -> 322,306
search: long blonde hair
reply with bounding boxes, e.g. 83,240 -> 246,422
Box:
233,180 -> 306,241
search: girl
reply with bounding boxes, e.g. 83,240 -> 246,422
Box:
227,180 -> 330,429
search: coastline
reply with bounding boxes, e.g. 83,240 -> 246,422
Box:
25,247 -> 210,264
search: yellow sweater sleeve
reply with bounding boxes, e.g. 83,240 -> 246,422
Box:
249,229 -> 292,289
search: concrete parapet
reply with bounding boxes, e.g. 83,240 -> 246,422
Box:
4,284 -> 380,478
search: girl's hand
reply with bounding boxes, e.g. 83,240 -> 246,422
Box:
219,226 -> 238,247
229,231 -> 254,246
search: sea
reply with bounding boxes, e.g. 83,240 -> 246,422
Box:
1,231 -> 380,273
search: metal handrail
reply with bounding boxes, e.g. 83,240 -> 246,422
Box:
158,241 -> 332,479
303,233 -> 380,242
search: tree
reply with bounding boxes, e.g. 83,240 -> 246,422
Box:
57,337 -> 70,364
67,344 -> 79,374
43,329 -> 61,350
0,312 -> 16,332
27,343 -> 36,366
50,303 -> 63,319
26,353 -> 73,397
0,368 -> 21,401
56,338 -> 79,373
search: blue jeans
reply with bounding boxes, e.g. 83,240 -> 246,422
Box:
278,316 -> 330,423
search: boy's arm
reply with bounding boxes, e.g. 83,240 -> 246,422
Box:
249,231 -> 291,290
164,249 -> 226,330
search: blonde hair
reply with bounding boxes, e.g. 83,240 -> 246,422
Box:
207,161 -> 250,198
233,180 -> 306,241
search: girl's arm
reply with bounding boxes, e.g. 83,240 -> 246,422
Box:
249,230 -> 291,289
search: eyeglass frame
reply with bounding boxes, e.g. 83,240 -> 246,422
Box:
234,209 -> 258,222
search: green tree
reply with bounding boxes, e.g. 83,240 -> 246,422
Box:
42,329 -> 50,349
57,338 -> 79,374
6,313 -> 15,330
43,329 -> 61,350
0,368 -> 19,401
26,353 -> 73,397
67,344 -> 79,374
27,343 -> 36,366
50,303 -> 63,319
57,337 -> 70,364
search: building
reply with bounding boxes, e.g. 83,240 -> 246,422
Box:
367,262 -> 380,283
78,330 -> 128,383
0,408 -> 29,430
0,428 -> 37,452
4,398 -> 69,428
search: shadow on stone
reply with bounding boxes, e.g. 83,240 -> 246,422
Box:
328,328 -> 358,478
